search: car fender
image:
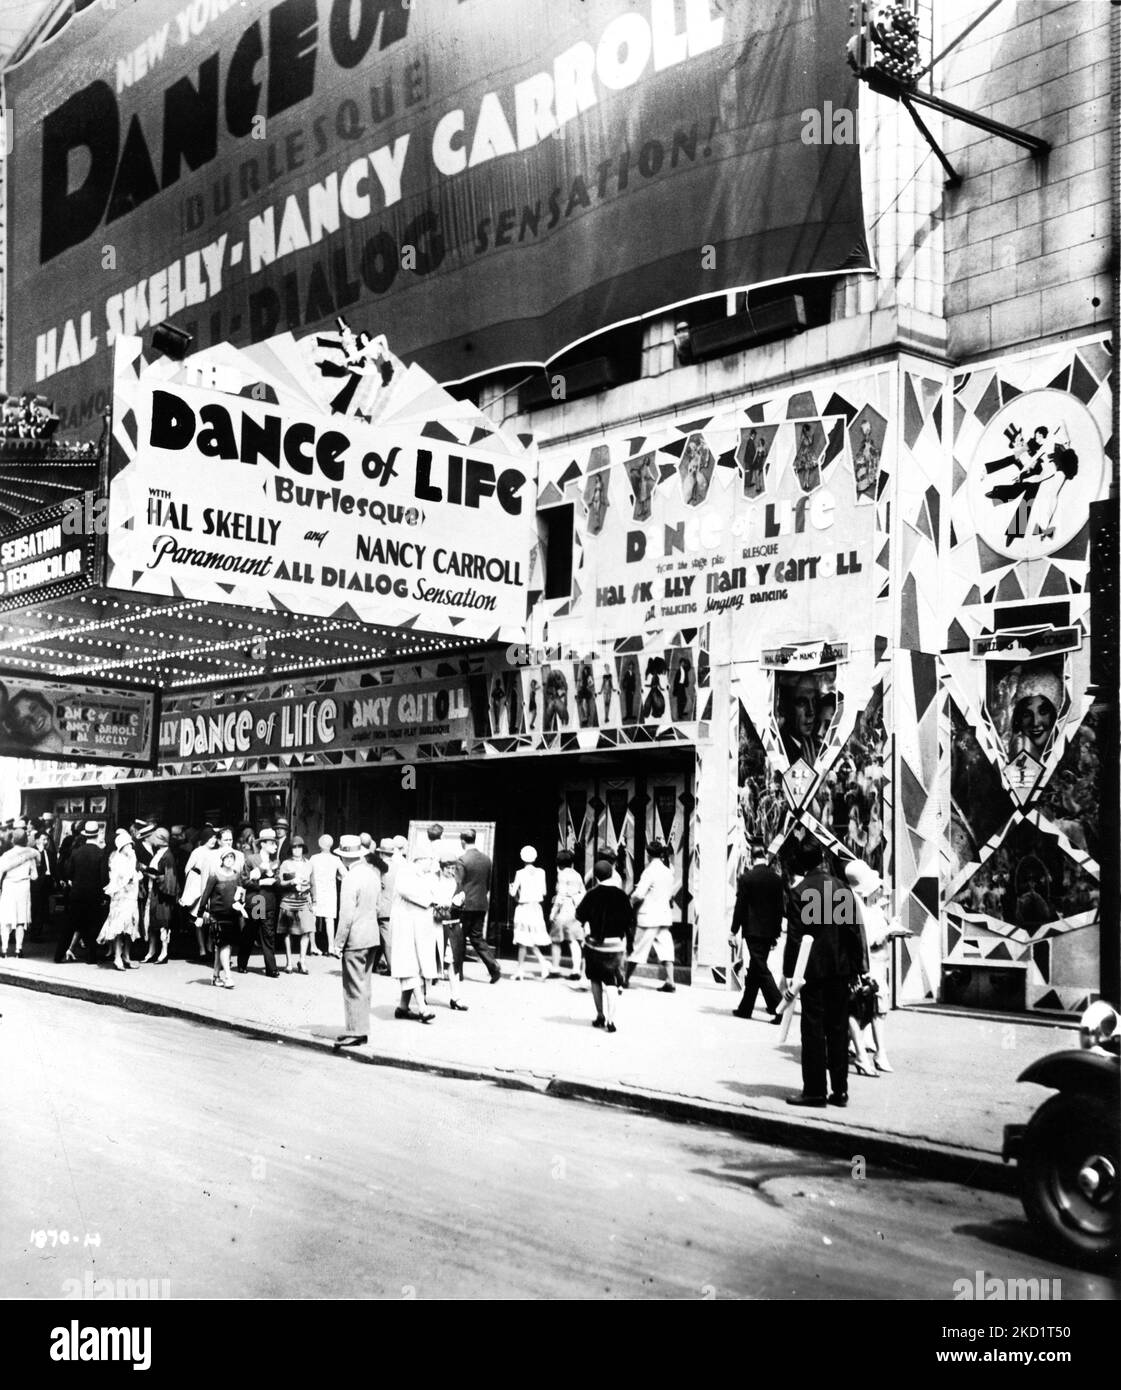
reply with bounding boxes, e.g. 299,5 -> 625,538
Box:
1017,1049 -> 1121,1097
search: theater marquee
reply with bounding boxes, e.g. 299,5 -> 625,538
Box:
106,343 -> 537,636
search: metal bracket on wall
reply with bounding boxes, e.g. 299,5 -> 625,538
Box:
862,71 -> 1052,189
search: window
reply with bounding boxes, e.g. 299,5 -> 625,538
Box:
541,504 -> 574,599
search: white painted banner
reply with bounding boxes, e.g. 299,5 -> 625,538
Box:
107,347 -> 537,637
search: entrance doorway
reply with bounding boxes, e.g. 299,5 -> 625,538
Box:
317,748 -> 695,966
558,753 -> 695,973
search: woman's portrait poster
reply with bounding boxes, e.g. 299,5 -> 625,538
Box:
985,656 -> 1067,765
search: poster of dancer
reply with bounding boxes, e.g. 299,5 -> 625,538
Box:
967,390 -> 1105,559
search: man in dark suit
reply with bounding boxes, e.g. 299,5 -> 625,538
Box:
241,827 -> 281,977
130,820 -> 156,932
58,822 -> 109,964
730,844 -> 785,1022
273,816 -> 293,867
30,817 -> 58,936
454,829 -> 501,984
782,842 -> 867,1109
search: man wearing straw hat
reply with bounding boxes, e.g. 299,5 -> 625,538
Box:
334,835 -> 384,1048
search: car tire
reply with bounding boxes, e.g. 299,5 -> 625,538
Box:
1020,1092 -> 1119,1270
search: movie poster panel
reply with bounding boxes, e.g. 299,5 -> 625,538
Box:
545,405 -> 880,645
773,664 -> 844,769
985,656 -> 1067,765
0,672 -> 158,766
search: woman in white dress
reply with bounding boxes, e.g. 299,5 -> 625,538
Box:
180,828 -> 219,959
510,845 -> 550,981
388,840 -> 442,1022
309,834 -> 346,957
549,850 -> 587,981
626,841 -> 678,992
98,830 -> 140,970
846,860 -> 898,1073
0,829 -> 38,958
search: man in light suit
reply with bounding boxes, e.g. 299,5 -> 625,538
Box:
454,828 -> 501,984
334,836 -> 385,1048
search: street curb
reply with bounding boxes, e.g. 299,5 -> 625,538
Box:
545,1079 -> 1016,1194
1,968 -> 1016,1195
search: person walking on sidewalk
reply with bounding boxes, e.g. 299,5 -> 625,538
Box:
435,852 -> 469,1012
389,827 -> 442,1022
846,860 -> 897,1074
30,828 -> 54,938
57,822 -> 107,963
374,837 -> 399,975
782,842 -> 867,1109
0,829 -> 38,959
309,834 -> 345,957
278,837 -> 315,974
139,829 -> 177,965
129,821 -> 156,955
548,850 -> 586,980
510,845 -> 550,981
334,835 -> 383,1047
181,828 -> 218,960
195,849 -> 244,989
575,860 -> 633,1033
730,843 -> 785,1022
626,841 -> 678,992
240,827 -> 281,977
454,829 -> 501,984
97,830 -> 141,971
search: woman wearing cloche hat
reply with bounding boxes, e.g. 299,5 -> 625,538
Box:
509,845 -> 550,981
1009,667 -> 1064,761
97,830 -> 141,971
844,859 -> 898,1074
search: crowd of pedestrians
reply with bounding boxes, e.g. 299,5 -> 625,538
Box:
2,811 -> 903,1101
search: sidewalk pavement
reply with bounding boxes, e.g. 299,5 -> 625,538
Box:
1,937 -> 1076,1192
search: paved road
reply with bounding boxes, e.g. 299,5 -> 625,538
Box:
2,990 -> 1115,1300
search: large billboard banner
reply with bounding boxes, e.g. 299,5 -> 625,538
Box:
106,340 -> 537,635
3,0 -> 868,436
0,669 -> 158,765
